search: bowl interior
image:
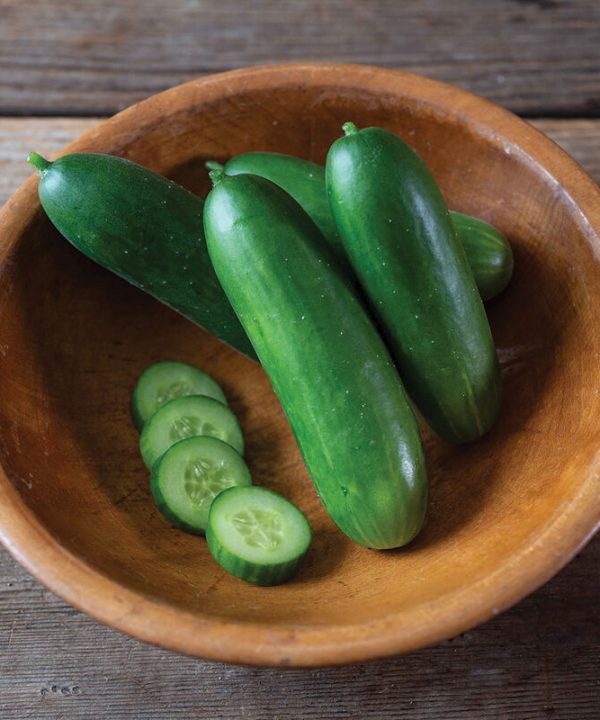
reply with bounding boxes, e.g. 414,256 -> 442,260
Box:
0,66 -> 599,664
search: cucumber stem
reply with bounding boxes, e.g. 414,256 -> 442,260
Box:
209,168 -> 226,187
205,160 -> 224,172
342,122 -> 359,136
27,152 -> 51,173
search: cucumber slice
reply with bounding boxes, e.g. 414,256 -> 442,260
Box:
132,361 -> 227,430
206,486 -> 312,586
140,395 -> 244,469
151,436 -> 252,534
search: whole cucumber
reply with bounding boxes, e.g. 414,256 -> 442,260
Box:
326,124 -> 502,444
204,171 -> 427,549
208,154 -> 343,258
451,212 -> 514,301
28,152 -> 256,360
216,152 -> 513,300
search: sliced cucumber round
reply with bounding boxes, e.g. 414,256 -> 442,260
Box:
140,395 -> 244,469
132,361 -> 227,430
151,436 -> 252,534
206,486 -> 312,586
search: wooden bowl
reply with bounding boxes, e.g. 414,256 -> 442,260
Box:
0,64 -> 599,667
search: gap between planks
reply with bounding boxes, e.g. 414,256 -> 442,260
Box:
0,118 -> 599,208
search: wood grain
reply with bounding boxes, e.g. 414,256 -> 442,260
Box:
2,117 -> 599,208
1,539 -> 598,719
0,0 -> 598,116
1,111 -> 600,714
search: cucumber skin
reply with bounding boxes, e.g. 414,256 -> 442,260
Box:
451,212 -> 514,301
224,152 -> 344,258
131,361 -> 227,431
206,527 -> 307,586
150,438 -> 252,535
206,488 -> 311,586
204,174 -> 427,550
150,453 -> 205,535
139,394 -> 245,470
223,152 -> 513,301
327,127 -> 502,444
206,531 -> 307,585
34,153 -> 256,360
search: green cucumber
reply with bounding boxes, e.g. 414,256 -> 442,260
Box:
27,152 -> 256,360
451,212 -> 514,300
204,171 -> 427,549
215,152 -> 513,300
326,123 -> 502,444
140,394 -> 244,469
210,154 -> 344,258
132,360 -> 227,430
151,436 -> 251,534
206,486 -> 311,585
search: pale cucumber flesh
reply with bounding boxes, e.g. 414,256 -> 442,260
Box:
151,435 -> 251,534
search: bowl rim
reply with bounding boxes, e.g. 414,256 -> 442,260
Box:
0,62 -> 599,667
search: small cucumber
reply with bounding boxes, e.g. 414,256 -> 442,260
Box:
327,123 -> 502,444
28,152 -> 256,360
206,486 -> 311,585
132,361 -> 227,430
204,171 -> 427,549
140,394 -> 244,469
216,152 -> 513,300
151,436 -> 251,534
451,212 -> 514,301
209,154 -> 343,258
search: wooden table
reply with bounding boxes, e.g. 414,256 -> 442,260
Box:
1,2 -> 599,718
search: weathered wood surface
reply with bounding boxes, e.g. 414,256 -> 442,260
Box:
0,0 -> 599,116
0,117 -> 599,719
0,529 -> 598,719
2,117 -> 599,207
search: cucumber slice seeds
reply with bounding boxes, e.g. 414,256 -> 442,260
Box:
133,361 -> 311,586
151,436 -> 252,534
140,394 -> 244,469
206,486 -> 312,585
132,360 -> 227,430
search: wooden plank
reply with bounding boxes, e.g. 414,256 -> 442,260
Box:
0,118 -> 599,718
0,118 -> 98,205
0,537 -> 597,719
1,118 -> 599,209
0,0 -> 598,116
533,119 -> 600,182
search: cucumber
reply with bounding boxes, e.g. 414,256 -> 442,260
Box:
151,436 -> 251,534
210,154 -> 344,258
140,394 -> 244,469
216,152 -> 513,301
204,171 -> 427,549
27,152 -> 256,360
451,212 -> 514,301
132,360 -> 227,430
206,486 -> 311,585
326,123 -> 502,444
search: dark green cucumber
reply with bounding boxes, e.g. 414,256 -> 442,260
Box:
210,154 -> 343,258
327,123 -> 502,444
28,152 -> 256,360
151,436 -> 252,534
216,152 -> 513,300
204,171 -> 427,549
206,486 -> 311,585
451,212 -> 513,300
